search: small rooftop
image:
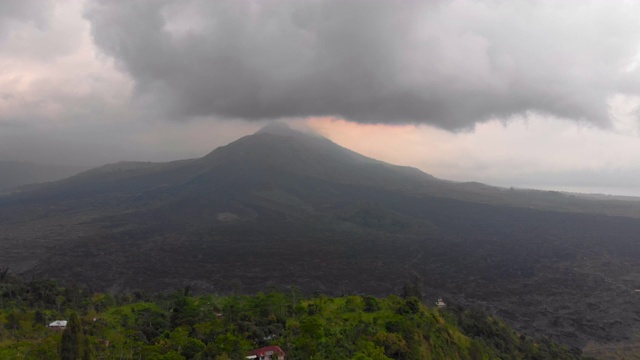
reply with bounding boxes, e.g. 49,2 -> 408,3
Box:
247,345 -> 286,359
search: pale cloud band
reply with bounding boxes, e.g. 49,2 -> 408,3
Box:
308,95 -> 640,195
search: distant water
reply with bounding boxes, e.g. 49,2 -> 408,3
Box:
512,185 -> 640,198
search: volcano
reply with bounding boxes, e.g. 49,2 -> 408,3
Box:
2,123 -> 640,347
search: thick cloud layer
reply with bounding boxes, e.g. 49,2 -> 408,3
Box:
0,1 -> 51,29
84,0 -> 640,129
0,1 -> 53,50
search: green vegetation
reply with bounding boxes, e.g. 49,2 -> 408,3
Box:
0,275 -> 591,359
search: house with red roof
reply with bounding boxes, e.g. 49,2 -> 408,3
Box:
246,345 -> 285,360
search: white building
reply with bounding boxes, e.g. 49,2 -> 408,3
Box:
48,320 -> 68,330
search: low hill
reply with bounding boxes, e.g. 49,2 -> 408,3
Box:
0,161 -> 85,192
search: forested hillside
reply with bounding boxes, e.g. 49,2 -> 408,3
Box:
0,274 -> 589,360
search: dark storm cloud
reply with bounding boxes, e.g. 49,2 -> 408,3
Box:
84,0 -> 640,129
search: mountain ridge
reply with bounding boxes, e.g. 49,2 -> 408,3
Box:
6,124 -> 640,218
0,161 -> 86,192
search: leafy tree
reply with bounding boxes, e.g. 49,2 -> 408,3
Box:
397,297 -> 421,315
6,310 -> 21,330
181,337 -> 205,359
363,296 -> 380,313
60,312 -> 84,360
351,341 -> 392,360
34,309 -> 46,326
82,336 -> 94,360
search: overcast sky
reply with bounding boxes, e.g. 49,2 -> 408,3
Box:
2,0 -> 640,195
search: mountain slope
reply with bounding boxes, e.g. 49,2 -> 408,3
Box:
2,124 -> 640,351
6,124 -> 640,218
0,161 -> 85,192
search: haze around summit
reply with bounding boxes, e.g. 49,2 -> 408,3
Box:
2,0 -> 640,195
